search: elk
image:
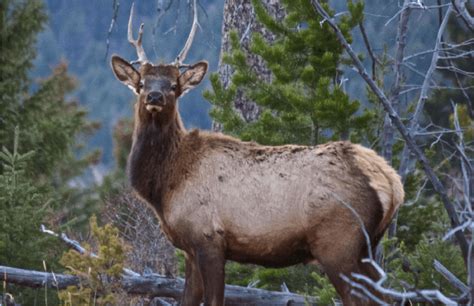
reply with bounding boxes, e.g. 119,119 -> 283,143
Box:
111,3 -> 404,305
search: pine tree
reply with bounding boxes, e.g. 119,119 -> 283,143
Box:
0,128 -> 55,269
0,0 -> 101,302
205,0 -> 374,146
0,0 -> 101,230
0,128 -> 67,304
0,0 -> 46,143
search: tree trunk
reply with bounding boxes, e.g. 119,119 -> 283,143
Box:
0,265 -> 317,305
213,0 -> 285,131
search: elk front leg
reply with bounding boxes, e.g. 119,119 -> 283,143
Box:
196,247 -> 226,306
181,253 -> 203,306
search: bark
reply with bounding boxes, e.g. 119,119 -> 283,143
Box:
383,0 -> 411,167
386,0 -> 412,239
0,265 -> 317,306
213,0 -> 285,131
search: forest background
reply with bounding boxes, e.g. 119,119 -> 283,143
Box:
1,0 -> 473,304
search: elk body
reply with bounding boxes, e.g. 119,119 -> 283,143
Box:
111,4 -> 404,305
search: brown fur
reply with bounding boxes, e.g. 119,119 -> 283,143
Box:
111,58 -> 404,306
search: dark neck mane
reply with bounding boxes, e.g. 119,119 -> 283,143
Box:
128,111 -> 185,212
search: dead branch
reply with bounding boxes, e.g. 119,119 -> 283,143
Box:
0,265 -> 317,306
452,0 -> 474,32
105,0 -> 120,60
358,20 -> 380,80
397,5 -> 453,181
384,0 -> 412,167
433,259 -> 469,294
342,259 -> 464,304
40,224 -> 140,278
310,0 -> 470,262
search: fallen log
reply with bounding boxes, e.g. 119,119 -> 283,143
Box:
0,265 -> 317,305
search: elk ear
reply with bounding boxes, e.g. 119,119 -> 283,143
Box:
178,61 -> 208,96
111,55 -> 141,94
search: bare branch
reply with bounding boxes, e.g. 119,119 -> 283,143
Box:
310,0 -> 470,262
383,1 -> 434,27
332,194 -> 373,260
383,0 -> 412,180
390,0 -> 412,104
404,38 -> 474,61
105,0 -> 120,60
358,20 -> 380,80
433,260 -> 469,294
397,5 -> 453,185
40,224 -> 140,278
348,260 -> 459,304
453,102 -> 472,206
128,2 -> 149,65
173,0 -> 200,67
239,22 -> 253,44
411,5 -> 453,129
404,179 -> 428,206
452,0 -> 474,32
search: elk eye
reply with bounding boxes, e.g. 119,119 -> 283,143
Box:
138,81 -> 144,89
170,84 -> 177,91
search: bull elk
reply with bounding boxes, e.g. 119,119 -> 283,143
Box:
111,2 -> 404,305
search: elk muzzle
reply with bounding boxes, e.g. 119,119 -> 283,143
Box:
145,91 -> 164,112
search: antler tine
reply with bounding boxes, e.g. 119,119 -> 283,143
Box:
174,0 -> 200,67
128,2 -> 148,65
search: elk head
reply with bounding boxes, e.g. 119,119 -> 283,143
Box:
111,2 -> 207,126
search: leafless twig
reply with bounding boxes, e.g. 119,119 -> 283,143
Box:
358,20 -> 380,80
348,259 -> 460,304
398,5 -> 453,180
105,0 -> 120,60
310,0 -> 470,262
40,224 -> 140,277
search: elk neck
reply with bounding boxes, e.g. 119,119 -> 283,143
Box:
128,105 -> 186,214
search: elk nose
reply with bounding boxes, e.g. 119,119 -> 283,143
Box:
146,91 -> 163,105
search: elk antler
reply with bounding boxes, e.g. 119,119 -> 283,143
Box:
173,0 -> 200,68
128,2 -> 149,65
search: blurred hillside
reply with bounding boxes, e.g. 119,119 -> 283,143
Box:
33,0 -> 224,172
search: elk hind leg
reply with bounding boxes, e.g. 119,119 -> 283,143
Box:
196,246 -> 226,306
310,234 -> 379,305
